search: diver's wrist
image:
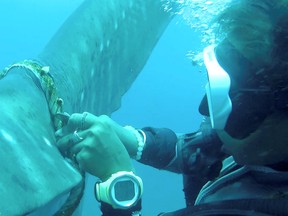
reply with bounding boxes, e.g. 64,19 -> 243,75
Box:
100,163 -> 134,182
124,126 -> 146,160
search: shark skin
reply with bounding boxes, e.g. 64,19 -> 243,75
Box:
39,0 -> 173,115
0,0 -> 173,215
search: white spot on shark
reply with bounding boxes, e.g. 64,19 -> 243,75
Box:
100,42 -> 104,52
108,60 -> 112,71
81,91 -> 85,103
129,0 -> 133,8
114,21 -> 118,30
106,40 -> 110,48
122,10 -> 126,19
0,130 -> 14,143
43,137 -> 52,147
90,68 -> 95,78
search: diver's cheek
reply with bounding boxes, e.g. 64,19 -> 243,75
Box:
216,130 -> 254,165
216,115 -> 288,166
216,130 -> 274,166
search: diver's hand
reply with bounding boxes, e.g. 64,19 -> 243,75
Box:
56,112 -> 133,181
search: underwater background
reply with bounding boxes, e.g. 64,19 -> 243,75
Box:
0,0 -> 207,215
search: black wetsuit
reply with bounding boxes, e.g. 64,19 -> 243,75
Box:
101,120 -> 288,216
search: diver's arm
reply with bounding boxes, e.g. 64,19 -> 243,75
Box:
138,119 -> 226,179
106,121 -> 178,167
138,127 -> 179,169
112,117 -> 226,177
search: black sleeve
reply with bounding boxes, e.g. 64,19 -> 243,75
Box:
138,127 -> 178,169
180,120 -> 228,206
138,119 -> 227,178
100,200 -> 142,216
180,119 -> 227,179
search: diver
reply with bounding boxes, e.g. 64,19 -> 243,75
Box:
56,0 -> 288,215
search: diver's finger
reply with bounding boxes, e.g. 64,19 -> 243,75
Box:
69,141 -> 85,156
66,112 -> 110,134
63,113 -> 82,132
67,112 -> 92,131
55,124 -> 73,138
55,112 -> 70,126
57,130 -> 85,152
55,128 -> 64,137
56,134 -> 72,153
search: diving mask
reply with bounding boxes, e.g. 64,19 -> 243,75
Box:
202,45 -> 232,130
199,41 -> 285,139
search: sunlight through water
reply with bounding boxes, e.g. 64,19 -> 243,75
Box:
162,0 -> 232,65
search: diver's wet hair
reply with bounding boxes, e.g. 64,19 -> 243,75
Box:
213,0 -> 288,90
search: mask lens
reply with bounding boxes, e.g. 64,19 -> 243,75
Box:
224,90 -> 272,139
201,41 -> 272,139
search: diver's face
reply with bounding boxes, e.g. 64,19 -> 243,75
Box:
216,111 -> 288,166
201,42 -> 272,139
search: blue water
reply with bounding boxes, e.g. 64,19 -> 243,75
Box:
0,1 -> 206,215
112,17 -> 207,215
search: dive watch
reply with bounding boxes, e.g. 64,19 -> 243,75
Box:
95,171 -> 143,209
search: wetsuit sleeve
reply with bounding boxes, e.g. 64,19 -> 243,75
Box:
138,127 -> 178,169
139,119 -> 227,179
179,119 -> 226,178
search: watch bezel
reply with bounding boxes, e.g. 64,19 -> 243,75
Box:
95,171 -> 143,209
109,173 -> 142,208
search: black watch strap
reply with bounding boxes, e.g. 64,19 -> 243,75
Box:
101,199 -> 142,216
